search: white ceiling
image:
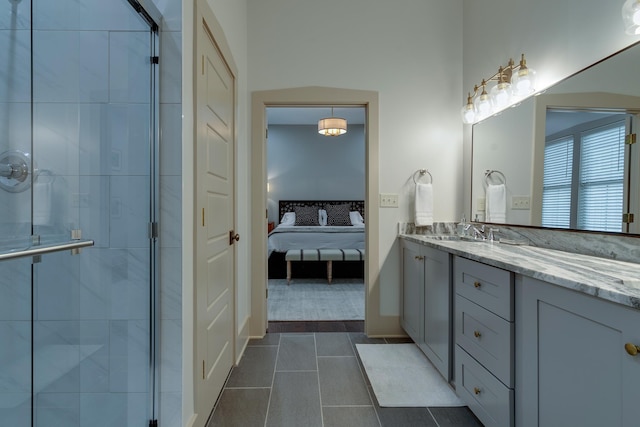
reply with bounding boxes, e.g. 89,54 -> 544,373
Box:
267,107 -> 366,125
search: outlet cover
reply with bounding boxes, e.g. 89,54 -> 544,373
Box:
380,193 -> 399,208
477,197 -> 486,211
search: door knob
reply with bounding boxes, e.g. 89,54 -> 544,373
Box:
229,231 -> 240,245
625,343 -> 640,356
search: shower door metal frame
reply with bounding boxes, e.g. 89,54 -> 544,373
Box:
130,1 -> 162,425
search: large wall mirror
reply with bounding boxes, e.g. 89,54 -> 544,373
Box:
471,41 -> 640,235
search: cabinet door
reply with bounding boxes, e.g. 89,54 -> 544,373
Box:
401,241 -> 424,344
516,275 -> 640,427
422,247 -> 451,380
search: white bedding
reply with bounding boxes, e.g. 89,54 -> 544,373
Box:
268,224 -> 365,254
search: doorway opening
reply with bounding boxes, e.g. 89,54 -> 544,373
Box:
265,106 -> 366,328
250,87 -> 383,338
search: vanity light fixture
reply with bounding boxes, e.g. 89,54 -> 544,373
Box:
461,54 -> 536,124
318,107 -> 347,136
622,0 -> 640,35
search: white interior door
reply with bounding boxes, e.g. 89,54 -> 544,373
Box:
195,16 -> 236,422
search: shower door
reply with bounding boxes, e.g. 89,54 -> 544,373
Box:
0,0 -> 159,426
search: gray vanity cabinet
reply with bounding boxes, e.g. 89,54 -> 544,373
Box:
400,240 -> 451,381
454,256 -> 514,427
401,240 -> 424,343
516,276 -> 640,427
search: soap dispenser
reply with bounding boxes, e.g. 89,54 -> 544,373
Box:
457,214 -> 467,236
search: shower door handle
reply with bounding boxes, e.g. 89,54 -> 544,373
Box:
229,230 -> 240,245
0,239 -> 94,262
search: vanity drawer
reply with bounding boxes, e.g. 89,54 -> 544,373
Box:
454,256 -> 513,321
456,345 -> 514,427
455,294 -> 513,387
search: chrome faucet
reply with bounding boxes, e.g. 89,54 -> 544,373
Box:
466,224 -> 485,240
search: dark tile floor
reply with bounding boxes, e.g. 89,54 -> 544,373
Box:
207,331 -> 483,427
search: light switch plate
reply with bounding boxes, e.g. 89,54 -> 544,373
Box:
512,196 -> 531,210
380,193 -> 399,208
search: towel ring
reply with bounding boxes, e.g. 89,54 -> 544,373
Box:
484,170 -> 506,186
412,169 -> 433,184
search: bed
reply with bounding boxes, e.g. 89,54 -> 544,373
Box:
268,200 -> 366,279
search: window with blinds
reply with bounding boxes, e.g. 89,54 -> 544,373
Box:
542,117 -> 626,232
577,123 -> 625,232
542,136 -> 574,228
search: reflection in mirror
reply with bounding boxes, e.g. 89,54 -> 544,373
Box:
542,110 -> 632,233
471,41 -> 640,235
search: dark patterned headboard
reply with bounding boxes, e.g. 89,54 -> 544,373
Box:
278,200 -> 365,223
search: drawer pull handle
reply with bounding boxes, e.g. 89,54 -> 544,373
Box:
473,330 -> 482,338
415,255 -> 424,261
473,387 -> 481,395
625,343 -> 640,356
473,281 -> 481,288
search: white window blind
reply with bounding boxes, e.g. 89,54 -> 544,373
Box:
577,123 -> 625,232
542,136 -> 573,228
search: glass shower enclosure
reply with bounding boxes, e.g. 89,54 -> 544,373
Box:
0,0 -> 159,425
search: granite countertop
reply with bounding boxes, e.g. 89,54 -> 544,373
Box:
400,234 -> 640,310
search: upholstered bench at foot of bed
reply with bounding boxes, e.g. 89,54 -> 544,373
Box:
284,249 -> 365,284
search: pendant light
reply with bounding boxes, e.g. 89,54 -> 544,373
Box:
318,107 -> 347,136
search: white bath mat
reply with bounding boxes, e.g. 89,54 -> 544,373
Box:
355,343 -> 464,407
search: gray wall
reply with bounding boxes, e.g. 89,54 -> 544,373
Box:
267,124 -> 365,223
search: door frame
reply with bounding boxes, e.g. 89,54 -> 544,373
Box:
251,87 -> 394,337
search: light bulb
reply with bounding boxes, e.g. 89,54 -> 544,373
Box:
512,68 -> 536,96
623,0 -> 640,34
490,82 -> 512,109
474,93 -> 492,119
461,104 -> 476,124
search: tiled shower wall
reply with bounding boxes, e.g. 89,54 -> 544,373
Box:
0,0 -> 183,425
31,0 -> 153,425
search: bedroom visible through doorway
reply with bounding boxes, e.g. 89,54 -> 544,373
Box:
266,106 -> 366,323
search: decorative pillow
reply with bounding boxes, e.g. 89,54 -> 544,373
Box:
349,211 -> 364,225
319,209 -> 328,226
280,212 -> 295,226
294,206 -> 320,226
326,204 -> 352,226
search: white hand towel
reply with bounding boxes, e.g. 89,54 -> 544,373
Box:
485,184 -> 506,223
415,183 -> 433,226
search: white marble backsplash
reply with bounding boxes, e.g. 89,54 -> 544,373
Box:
399,222 -> 640,265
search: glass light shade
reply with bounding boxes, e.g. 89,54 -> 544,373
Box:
490,82 -> 512,109
622,0 -> 640,34
318,117 -> 347,136
473,93 -> 492,120
461,103 -> 476,124
511,67 -> 536,96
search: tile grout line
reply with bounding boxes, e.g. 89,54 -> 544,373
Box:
262,333 -> 282,427
313,333 -> 325,427
426,407 -> 443,427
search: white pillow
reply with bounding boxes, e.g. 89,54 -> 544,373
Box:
319,209 -> 327,226
349,211 -> 364,225
280,212 -> 295,226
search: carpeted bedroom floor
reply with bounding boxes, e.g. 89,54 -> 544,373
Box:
267,278 -> 365,321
